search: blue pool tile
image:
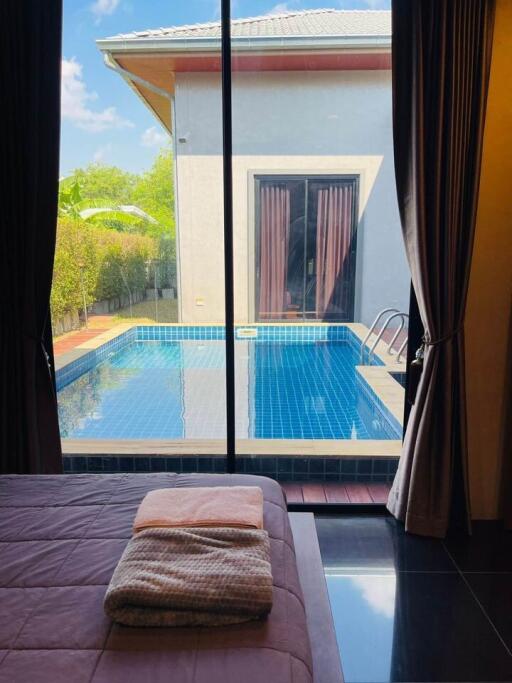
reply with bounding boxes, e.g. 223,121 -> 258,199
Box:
87,457 -> 103,472
356,459 -> 373,474
150,458 -> 166,472
277,458 -> 294,473
309,459 -> 325,474
165,457 -> 181,472
373,459 -> 389,474
293,459 -> 309,474
56,325 -> 402,443
213,458 -> 226,473
119,457 -> 134,472
181,457 -> 198,473
341,459 -> 356,474
134,457 -> 150,472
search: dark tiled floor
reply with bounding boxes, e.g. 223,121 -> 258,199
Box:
315,516 -> 512,683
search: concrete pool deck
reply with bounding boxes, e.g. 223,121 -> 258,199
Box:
56,322 -> 405,459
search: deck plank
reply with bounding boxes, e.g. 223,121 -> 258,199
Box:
281,483 -> 303,504
324,484 -> 350,503
367,483 -> 391,504
302,483 -> 327,504
345,483 -> 373,504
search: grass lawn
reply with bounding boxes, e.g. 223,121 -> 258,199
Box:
114,298 -> 179,324
53,299 -> 179,346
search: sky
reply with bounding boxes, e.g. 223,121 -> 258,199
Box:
61,0 -> 391,176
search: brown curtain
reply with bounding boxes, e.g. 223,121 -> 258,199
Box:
0,1 -> 63,473
315,184 -> 354,320
388,0 -> 495,537
258,185 -> 291,319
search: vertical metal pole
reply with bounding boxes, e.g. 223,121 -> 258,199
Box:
80,267 -> 88,329
221,0 -> 236,474
154,260 -> 158,323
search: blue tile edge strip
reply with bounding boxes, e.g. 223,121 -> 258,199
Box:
62,454 -> 399,483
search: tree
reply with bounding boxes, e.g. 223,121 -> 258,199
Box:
131,147 -> 175,239
58,177 -> 150,229
72,163 -> 136,205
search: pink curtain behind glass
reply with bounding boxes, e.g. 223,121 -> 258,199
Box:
258,185 -> 291,319
315,184 -> 354,320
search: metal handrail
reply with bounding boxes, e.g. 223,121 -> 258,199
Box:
396,337 -> 408,363
360,307 -> 399,363
387,313 -> 409,356
368,312 -> 408,362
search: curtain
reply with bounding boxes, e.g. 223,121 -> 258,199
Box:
258,184 -> 291,319
0,1 -> 63,473
388,0 -> 495,536
315,184 -> 354,320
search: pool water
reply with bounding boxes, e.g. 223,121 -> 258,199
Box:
57,339 -> 401,440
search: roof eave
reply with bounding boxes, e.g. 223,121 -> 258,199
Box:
96,34 -> 391,55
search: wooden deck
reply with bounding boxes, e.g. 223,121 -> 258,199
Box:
282,481 -> 391,504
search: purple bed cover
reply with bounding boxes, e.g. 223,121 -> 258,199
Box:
0,472 -> 313,683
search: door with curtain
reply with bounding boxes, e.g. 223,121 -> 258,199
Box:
255,175 -> 358,322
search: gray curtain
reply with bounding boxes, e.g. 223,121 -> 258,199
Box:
388,0 -> 495,537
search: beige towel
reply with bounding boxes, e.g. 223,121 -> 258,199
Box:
104,526 -> 273,627
133,486 -> 264,533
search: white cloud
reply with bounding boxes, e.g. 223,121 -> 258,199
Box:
93,143 -> 112,163
61,58 -> 134,133
91,0 -> 120,22
362,0 -> 389,8
350,575 -> 396,618
266,2 -> 293,15
140,126 -> 168,148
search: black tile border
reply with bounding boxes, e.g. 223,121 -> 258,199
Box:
62,455 -> 399,482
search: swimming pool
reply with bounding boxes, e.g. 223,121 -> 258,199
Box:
56,326 -> 402,441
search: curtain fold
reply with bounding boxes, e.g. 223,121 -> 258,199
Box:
258,184 -> 291,319
0,1 -> 63,473
315,184 -> 354,320
388,0 -> 495,536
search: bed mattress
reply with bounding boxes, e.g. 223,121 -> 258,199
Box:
0,472 -> 312,683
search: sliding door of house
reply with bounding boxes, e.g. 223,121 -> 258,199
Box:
255,176 -> 358,323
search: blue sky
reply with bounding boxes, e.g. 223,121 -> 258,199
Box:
61,0 -> 390,176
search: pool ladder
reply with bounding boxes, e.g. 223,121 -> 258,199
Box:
360,308 -> 409,364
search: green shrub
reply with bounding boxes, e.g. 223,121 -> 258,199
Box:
51,218 -> 96,321
51,219 -> 157,321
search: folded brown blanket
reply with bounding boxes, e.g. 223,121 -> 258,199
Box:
104,526 -> 273,627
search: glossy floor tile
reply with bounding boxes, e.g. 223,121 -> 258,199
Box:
315,515 -> 455,571
445,523 -> 512,571
316,516 -> 512,682
465,572 -> 512,650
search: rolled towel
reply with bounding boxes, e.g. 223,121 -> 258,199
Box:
104,526 -> 273,627
133,486 -> 264,533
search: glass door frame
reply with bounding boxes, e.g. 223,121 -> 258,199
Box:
254,174 -> 359,323
219,0 -> 421,504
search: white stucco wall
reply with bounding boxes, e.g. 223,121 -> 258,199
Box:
173,69 -> 410,325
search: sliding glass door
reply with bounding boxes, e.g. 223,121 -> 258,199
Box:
255,176 -> 358,322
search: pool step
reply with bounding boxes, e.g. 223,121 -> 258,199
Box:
236,327 -> 258,339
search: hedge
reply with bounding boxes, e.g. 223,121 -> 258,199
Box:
51,218 -> 157,321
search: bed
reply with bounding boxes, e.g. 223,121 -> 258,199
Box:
0,473 -> 313,683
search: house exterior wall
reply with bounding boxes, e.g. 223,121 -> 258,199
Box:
173,69 -> 409,325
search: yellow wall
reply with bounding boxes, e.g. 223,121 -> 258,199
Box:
466,0 -> 512,519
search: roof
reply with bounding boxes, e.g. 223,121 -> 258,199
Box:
102,9 -> 391,43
